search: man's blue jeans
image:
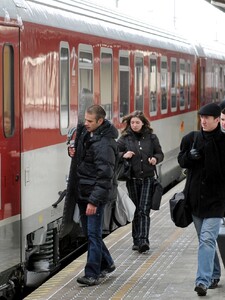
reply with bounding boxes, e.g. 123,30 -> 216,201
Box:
79,203 -> 114,279
192,215 -> 221,287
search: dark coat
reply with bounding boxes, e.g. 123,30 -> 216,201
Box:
178,125 -> 225,218
117,128 -> 164,179
76,120 -> 119,206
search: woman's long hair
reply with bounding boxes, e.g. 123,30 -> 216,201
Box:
121,110 -> 153,134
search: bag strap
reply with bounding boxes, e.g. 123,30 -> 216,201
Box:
154,165 -> 159,179
192,131 -> 199,148
151,134 -> 158,179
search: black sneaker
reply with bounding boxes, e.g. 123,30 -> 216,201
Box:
132,245 -> 139,251
209,279 -> 220,289
194,283 -> 207,296
139,243 -> 150,253
100,264 -> 116,278
77,276 -> 99,286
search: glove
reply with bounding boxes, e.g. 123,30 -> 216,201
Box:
189,149 -> 201,160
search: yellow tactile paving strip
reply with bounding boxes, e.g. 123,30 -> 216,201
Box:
110,229 -> 184,300
25,180 -> 225,299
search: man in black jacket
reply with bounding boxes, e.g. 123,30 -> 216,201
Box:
69,105 -> 118,286
178,103 -> 225,296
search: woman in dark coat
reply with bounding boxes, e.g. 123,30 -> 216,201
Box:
117,110 -> 164,253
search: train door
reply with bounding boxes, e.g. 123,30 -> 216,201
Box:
0,26 -> 20,241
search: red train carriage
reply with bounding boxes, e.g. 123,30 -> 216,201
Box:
0,0 -> 225,298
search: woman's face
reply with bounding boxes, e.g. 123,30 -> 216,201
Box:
130,117 -> 144,132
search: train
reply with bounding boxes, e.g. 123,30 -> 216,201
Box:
1,0 -> 225,298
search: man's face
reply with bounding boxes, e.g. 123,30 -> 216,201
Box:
200,115 -> 219,132
220,112 -> 225,131
84,112 -> 103,132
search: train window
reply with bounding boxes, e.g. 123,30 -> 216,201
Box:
100,49 -> 113,120
119,51 -> 130,118
60,43 -> 70,132
212,65 -> 216,101
135,55 -> 144,111
179,59 -> 185,109
3,44 -> 14,138
149,57 -> 157,115
215,65 -> 219,101
200,65 -> 205,104
170,59 -> 177,111
187,61 -> 191,108
160,58 -> 168,112
78,45 -> 93,122
219,66 -> 223,101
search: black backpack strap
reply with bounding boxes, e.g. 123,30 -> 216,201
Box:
192,131 -> 199,148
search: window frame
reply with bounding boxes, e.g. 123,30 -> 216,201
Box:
119,50 -> 130,118
59,41 -> 70,134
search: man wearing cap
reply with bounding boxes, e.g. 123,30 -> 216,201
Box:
178,103 -> 225,296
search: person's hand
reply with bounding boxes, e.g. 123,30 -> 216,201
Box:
68,146 -> 75,157
86,203 -> 97,215
189,149 -> 201,160
123,151 -> 135,159
148,157 -> 157,165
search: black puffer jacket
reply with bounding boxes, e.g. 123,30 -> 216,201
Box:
76,120 -> 118,206
117,128 -> 164,179
178,125 -> 225,218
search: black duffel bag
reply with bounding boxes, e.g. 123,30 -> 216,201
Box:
169,192 -> 192,228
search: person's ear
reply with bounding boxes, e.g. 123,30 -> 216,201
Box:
98,118 -> 104,125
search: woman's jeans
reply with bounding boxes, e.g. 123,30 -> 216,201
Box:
192,215 -> 221,287
79,203 -> 114,279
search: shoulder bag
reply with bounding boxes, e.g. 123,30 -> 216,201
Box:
117,137 -> 132,181
151,167 -> 163,210
169,131 -> 199,228
117,158 -> 132,181
169,191 -> 192,228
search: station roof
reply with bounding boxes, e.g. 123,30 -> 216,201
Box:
206,0 -> 225,12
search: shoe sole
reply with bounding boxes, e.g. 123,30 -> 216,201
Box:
77,278 -> 99,286
209,284 -> 218,289
100,266 -> 116,277
77,281 -> 99,286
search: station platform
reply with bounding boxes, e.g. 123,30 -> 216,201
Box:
24,180 -> 225,299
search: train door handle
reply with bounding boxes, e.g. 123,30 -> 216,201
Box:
15,174 -> 20,181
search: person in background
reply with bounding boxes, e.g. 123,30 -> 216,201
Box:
178,103 -> 225,297
3,112 -> 12,137
219,99 -> 225,110
220,107 -> 225,133
68,105 -> 118,286
117,110 -> 164,253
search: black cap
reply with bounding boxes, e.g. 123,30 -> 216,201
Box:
198,103 -> 221,117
